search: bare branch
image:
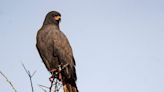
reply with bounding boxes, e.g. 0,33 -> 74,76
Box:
0,70 -> 17,92
22,63 -> 29,75
49,78 -> 62,92
38,84 -> 49,89
22,63 -> 36,92
49,78 -> 55,92
31,71 -> 37,77
54,79 -> 62,92
38,84 -> 48,92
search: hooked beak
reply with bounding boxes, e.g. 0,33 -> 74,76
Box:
54,15 -> 61,21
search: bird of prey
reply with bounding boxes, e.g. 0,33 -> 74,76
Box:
36,11 -> 78,92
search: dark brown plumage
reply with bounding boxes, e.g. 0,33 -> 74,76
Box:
36,11 -> 78,92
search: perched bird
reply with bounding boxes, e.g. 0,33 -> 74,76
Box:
36,11 -> 78,92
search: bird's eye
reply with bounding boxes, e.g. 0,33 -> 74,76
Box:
52,14 -> 55,17
52,15 -> 61,21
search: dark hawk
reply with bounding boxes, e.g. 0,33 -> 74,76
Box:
36,11 -> 78,92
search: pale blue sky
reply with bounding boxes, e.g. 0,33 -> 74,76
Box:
0,0 -> 164,92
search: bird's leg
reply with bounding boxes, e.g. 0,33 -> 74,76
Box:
49,69 -> 57,82
58,72 -> 62,81
57,65 -> 62,81
49,64 -> 64,82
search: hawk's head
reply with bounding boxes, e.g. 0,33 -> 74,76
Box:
43,11 -> 61,25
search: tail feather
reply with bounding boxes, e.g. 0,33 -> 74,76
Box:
63,83 -> 78,92
62,64 -> 78,92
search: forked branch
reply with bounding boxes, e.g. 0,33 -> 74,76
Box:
22,63 -> 36,92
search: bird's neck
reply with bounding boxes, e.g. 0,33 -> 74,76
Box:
42,24 -> 60,31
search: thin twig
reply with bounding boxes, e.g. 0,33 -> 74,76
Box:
49,78 -> 62,92
49,78 -> 55,92
22,63 -> 36,92
54,79 -> 62,92
57,81 -> 62,92
38,84 -> 49,89
38,84 -> 48,92
31,71 -> 37,77
54,79 -> 58,92
0,70 -> 17,92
